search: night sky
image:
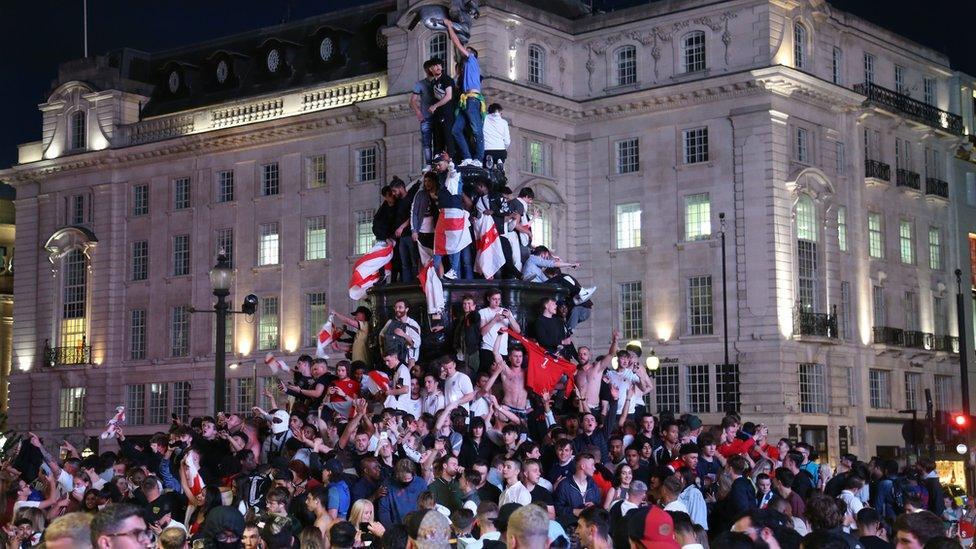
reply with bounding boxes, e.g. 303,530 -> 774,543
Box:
0,0 -> 972,182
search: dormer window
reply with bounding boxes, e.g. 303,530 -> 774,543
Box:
70,111 -> 86,150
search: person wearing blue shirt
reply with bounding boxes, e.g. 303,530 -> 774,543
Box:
444,17 -> 485,167
377,458 -> 429,524
323,459 -> 350,520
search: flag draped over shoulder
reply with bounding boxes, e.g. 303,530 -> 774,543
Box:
506,331 -> 577,397
349,241 -> 394,300
418,260 -> 445,315
433,208 -> 472,256
473,214 -> 504,279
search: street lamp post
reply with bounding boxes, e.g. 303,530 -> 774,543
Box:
209,252 -> 233,416
719,212 -> 733,412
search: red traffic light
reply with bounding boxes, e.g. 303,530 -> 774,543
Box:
953,414 -> 970,428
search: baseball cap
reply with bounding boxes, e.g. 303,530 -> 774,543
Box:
415,510 -> 452,549
628,506 -> 681,549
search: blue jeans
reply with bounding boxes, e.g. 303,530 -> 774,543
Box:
419,118 -> 433,165
433,253 -> 460,276
398,235 -> 419,282
567,306 -> 591,331
432,247 -> 472,278
452,97 -> 484,162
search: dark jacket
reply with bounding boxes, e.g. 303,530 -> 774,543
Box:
553,475 -> 601,521
922,474 -> 946,516
727,476 -> 758,518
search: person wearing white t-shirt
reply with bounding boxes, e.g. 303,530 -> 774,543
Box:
607,351 -> 652,416
401,377 -> 423,420
477,289 -> 521,372
499,459 -> 530,506
381,351 -> 412,412
422,373 -> 446,416
440,357 -> 474,410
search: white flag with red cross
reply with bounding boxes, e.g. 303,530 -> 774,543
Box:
418,260 -> 445,314
433,207 -> 472,256
473,214 -> 504,279
349,241 -> 394,300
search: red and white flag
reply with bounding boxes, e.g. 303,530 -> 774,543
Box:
265,352 -> 290,374
349,241 -> 394,300
418,260 -> 445,314
316,314 -> 340,359
100,406 -> 126,439
185,451 -> 206,498
433,208 -> 471,256
473,214 -> 504,279
361,370 -> 390,397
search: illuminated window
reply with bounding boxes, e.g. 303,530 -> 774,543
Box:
258,223 -> 279,266
793,22 -> 807,69
308,154 -> 327,188
148,383 -> 169,425
868,213 -> 884,259
305,216 -> 328,260
837,207 -> 848,252
615,203 -> 642,249
899,220 -> 914,264
428,34 -> 447,65
59,387 -> 85,428
904,372 -> 921,411
525,140 -> 550,176
529,205 -> 551,249
61,249 -> 87,348
355,210 -> 375,255
682,31 -> 706,73
620,281 -> 643,339
688,276 -> 713,335
869,369 -> 891,409
305,292 -> 328,348
684,193 -> 711,241
929,227 -> 942,270
615,46 -> 637,85
258,297 -> 279,351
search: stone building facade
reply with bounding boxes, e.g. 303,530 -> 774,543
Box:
1,0 -> 971,460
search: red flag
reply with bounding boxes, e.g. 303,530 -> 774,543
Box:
316,314 -> 341,358
506,331 -> 577,397
418,260 -> 445,314
473,214 -> 504,279
349,241 -> 394,300
433,208 -> 472,255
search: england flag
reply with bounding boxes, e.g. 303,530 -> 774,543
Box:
473,214 -> 504,279
418,260 -> 445,314
316,314 -> 340,359
349,241 -> 394,300
433,208 -> 472,256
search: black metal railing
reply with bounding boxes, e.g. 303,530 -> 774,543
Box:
938,335 -> 961,354
43,338 -> 91,366
854,82 -> 964,136
902,330 -> 933,350
873,326 -> 904,346
865,159 -> 891,181
896,169 -> 921,190
925,177 -> 949,199
794,305 -> 838,338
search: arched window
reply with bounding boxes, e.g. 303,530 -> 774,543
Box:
682,31 -> 706,73
793,22 -> 808,69
528,44 -> 546,85
70,111 -> 86,150
427,33 -> 447,65
615,45 -> 637,86
795,195 -> 819,312
61,249 -> 88,348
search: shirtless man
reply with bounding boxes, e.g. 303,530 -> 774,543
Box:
575,330 -> 619,414
498,347 -> 529,420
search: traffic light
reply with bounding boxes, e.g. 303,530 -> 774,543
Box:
946,413 -> 976,451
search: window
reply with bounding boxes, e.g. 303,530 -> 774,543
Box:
925,148 -> 943,180
868,213 -> 884,259
357,147 -> 378,182
308,154 -> 327,188
259,377 -> 285,410
684,193 -> 711,241
615,203 -> 642,249
688,276 -> 713,335
173,177 -> 191,210
173,381 -> 191,423
529,206 -> 552,249
923,78 -> 935,105
795,127 -> 810,163
261,163 -> 279,196
355,210 -> 375,255
895,138 -> 912,171
904,372 -> 921,412
686,365 -> 710,413
793,22 -> 807,69
258,222 -> 279,266
899,220 -> 914,264
839,281 -> 852,339
129,309 -> 146,360
616,138 -> 640,174
215,228 -> 234,267
869,369 -> 892,409
864,128 -> 881,161
59,387 -> 86,428
682,127 -> 709,164
796,196 -> 819,312
799,363 -> 827,413
620,281 -> 643,339
934,296 -> 947,336
831,47 -> 842,84
863,53 -> 875,84
873,285 -> 886,326
258,296 -> 280,351
70,111 -> 86,150
60,250 -> 87,348
171,305 -> 190,357
305,216 -> 328,260
173,234 -> 190,276
236,378 -> 255,413
305,292 -> 328,348
935,374 -> 954,411
895,65 -> 906,94
126,384 -> 146,426
149,383 -> 169,425
527,44 -> 545,85
682,31 -> 706,73
904,291 -> 919,331
131,240 -> 148,281
845,367 -> 857,406
716,363 -> 741,413
132,184 -> 149,216
526,140 -> 550,176
428,34 -> 447,64
72,195 -> 86,224
217,170 -> 235,203
835,140 -> 846,172
615,46 -> 637,86
655,365 -> 680,412
837,207 -> 848,252
928,227 -> 942,270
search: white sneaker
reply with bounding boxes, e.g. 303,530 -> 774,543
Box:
470,160 -> 483,168
459,159 -> 475,167
574,286 -> 596,304
444,269 -> 458,280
